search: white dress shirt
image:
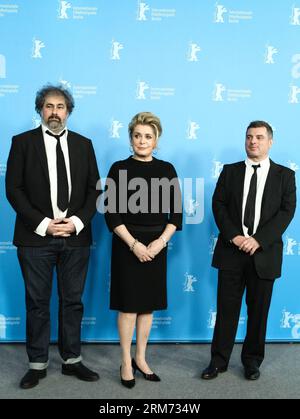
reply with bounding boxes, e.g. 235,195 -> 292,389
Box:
242,156 -> 270,237
34,125 -> 84,237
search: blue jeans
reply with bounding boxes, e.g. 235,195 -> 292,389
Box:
17,238 -> 90,368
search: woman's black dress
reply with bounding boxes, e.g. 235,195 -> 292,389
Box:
105,156 -> 182,313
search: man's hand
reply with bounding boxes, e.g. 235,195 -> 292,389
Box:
232,235 -> 247,248
47,218 -> 75,237
239,237 -> 260,256
232,235 -> 260,255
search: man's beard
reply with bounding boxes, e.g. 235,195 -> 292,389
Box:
47,117 -> 65,132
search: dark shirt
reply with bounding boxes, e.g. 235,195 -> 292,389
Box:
104,156 -> 182,231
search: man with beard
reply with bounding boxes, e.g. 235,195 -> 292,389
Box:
6,84 -> 100,389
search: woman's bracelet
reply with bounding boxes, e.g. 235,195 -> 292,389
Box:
130,238 -> 138,252
160,235 -> 167,247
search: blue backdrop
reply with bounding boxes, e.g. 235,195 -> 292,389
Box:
0,0 -> 299,342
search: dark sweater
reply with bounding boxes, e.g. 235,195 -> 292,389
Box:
104,156 -> 182,231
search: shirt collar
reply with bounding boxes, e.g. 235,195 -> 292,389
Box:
245,156 -> 270,169
42,124 -> 68,137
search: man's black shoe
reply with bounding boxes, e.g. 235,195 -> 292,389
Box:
20,369 -> 47,389
201,364 -> 227,380
62,362 -> 99,382
244,366 -> 260,380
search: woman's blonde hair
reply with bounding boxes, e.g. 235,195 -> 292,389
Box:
128,112 -> 162,142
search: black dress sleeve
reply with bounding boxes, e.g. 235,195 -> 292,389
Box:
104,162 -> 124,232
167,163 -> 183,231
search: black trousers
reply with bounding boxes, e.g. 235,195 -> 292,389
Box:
211,256 -> 274,369
17,238 -> 90,366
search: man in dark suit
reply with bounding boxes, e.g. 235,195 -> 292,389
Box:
202,121 -> 296,381
6,84 -> 100,389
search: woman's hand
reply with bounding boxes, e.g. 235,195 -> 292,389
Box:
132,241 -> 154,263
147,238 -> 165,258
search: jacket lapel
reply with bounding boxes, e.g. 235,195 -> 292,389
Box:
259,159 -> 280,225
234,162 -> 246,223
33,126 -> 50,184
66,130 -> 77,208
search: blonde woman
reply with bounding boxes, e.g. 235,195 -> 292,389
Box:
105,112 -> 182,388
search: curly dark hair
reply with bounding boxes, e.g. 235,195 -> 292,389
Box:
35,84 -> 75,115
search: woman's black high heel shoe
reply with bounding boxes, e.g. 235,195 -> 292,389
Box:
132,358 -> 161,382
120,366 -> 135,389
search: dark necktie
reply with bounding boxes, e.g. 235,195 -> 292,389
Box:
244,164 -> 260,236
46,130 -> 69,212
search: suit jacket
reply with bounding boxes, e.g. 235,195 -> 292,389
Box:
212,160 -> 296,279
5,126 -> 100,246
